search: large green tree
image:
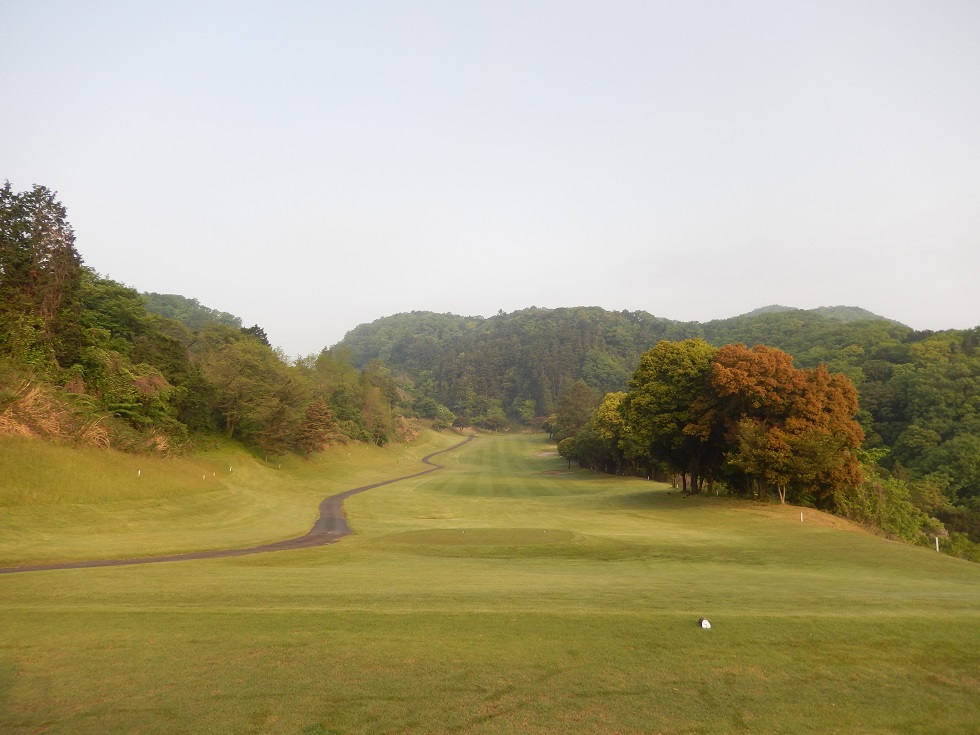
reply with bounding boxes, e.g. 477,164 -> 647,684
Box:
200,336 -> 307,453
560,391 -> 627,474
553,380 -> 598,441
295,399 -> 339,458
0,182 -> 83,367
619,339 -> 719,493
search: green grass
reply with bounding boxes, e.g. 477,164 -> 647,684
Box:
0,431 -> 460,566
0,433 -> 978,734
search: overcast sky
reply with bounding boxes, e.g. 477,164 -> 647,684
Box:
3,1 -> 979,357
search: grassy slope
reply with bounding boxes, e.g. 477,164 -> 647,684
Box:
0,432 -> 459,566
0,433 -> 977,734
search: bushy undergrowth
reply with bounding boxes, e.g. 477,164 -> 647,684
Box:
0,370 -> 180,453
834,463 -> 980,561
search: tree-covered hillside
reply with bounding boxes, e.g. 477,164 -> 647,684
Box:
339,307 -> 699,418
739,304 -> 903,324
142,292 -> 243,330
336,304 -> 944,428
3,182 -> 977,557
336,306 -> 980,551
0,183 -> 416,458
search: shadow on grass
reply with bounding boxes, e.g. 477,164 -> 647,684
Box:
589,487 -> 736,512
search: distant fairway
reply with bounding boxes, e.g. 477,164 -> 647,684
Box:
1,433 -> 978,734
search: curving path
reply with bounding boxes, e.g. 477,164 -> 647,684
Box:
0,435 -> 474,575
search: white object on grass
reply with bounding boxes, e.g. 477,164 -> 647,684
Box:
698,617 -> 711,629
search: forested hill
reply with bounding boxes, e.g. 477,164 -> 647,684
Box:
738,304 -> 904,324
339,307 -> 697,407
337,306 -> 980,541
4,182 -> 977,556
0,183 -> 421,460
141,292 -> 243,331
336,305 -> 922,419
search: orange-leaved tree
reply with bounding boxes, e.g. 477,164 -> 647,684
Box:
711,343 -> 863,506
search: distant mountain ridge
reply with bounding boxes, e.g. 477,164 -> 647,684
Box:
338,305 -> 906,353
333,304 -> 926,423
738,304 -> 907,326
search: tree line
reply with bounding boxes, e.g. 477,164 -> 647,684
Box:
555,340 -> 863,502
337,301 -> 979,558
0,183 -> 412,458
551,339 -> 976,560
3,182 -> 977,558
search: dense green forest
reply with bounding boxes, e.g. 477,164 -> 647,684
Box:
2,182 -> 978,559
0,183 -> 414,460
338,307 -> 980,558
141,292 -> 243,331
337,305 -> 921,420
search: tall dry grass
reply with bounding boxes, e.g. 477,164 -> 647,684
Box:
0,380 -> 109,448
0,381 -> 68,439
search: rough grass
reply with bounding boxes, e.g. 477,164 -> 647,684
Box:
0,432 -> 977,734
0,431 -> 460,566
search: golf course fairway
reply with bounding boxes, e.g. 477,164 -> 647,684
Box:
1,432 -> 977,734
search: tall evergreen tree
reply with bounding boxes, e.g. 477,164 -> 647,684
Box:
553,380 -> 598,441
0,182 -> 83,366
295,399 -> 339,457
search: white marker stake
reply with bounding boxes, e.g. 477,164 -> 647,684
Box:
936,537 -> 940,552
800,512 -> 803,523
137,470 -> 141,478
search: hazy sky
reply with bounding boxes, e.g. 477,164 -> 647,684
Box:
3,1 -> 979,356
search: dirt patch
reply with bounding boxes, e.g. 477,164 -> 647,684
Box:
535,450 -> 558,457
544,470 -> 572,475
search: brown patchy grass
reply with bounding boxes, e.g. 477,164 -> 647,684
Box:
0,382 -> 70,440
737,498 -> 870,532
